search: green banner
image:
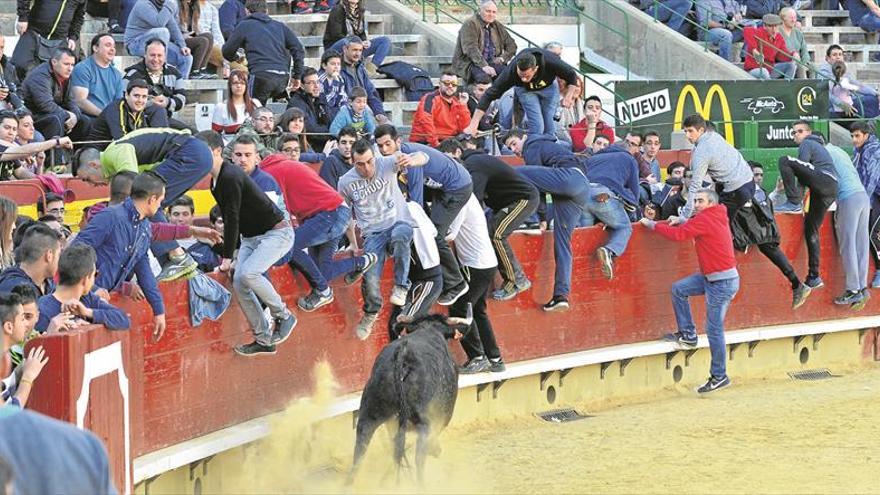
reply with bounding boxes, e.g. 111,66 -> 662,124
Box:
614,80 -> 828,149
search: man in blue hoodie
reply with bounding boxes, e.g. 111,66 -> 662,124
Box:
0,223 -> 61,297
851,120 -> 880,288
219,0 -> 247,39
776,120 -> 839,289
222,0 -> 305,105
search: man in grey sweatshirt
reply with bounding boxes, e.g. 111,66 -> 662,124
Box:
776,120 -> 839,289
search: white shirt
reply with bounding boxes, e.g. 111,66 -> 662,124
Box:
406,201 -> 440,270
446,194 -> 497,270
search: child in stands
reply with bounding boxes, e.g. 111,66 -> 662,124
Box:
330,87 -> 376,137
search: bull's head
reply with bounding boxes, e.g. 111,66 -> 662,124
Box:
394,304 -> 473,340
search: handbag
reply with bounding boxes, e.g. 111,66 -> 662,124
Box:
34,0 -> 69,62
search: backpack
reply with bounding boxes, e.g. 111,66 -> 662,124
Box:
377,61 -> 435,102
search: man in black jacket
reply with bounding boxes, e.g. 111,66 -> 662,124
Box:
21,48 -> 92,154
88,79 -> 169,148
222,0 -> 305,105
322,0 -> 391,74
441,137 -> 539,301
197,130 -> 298,357
318,126 -> 357,190
123,39 -> 191,132
0,38 -> 24,112
11,0 -> 85,80
464,48 -> 579,137
287,68 -> 331,150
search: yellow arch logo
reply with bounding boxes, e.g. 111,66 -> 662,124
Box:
673,84 -> 735,146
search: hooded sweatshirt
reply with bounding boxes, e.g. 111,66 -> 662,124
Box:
261,154 -> 345,221
522,134 -> 584,171
0,266 -> 55,297
795,133 -> 837,180
854,134 -> 880,201
652,204 -> 738,281
584,143 -> 641,206
222,12 -> 305,78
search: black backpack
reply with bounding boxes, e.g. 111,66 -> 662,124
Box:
377,61 -> 435,102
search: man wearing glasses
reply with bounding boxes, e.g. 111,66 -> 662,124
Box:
286,67 -> 331,150
411,72 -> 471,147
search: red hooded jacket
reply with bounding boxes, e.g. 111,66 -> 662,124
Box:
653,204 -> 736,277
260,154 -> 344,222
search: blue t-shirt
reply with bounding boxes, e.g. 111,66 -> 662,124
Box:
402,142 -> 473,192
826,143 -> 866,201
70,57 -> 124,111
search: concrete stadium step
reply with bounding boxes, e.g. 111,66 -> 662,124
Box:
798,9 -> 851,27
803,26 -> 877,45
112,53 -> 451,74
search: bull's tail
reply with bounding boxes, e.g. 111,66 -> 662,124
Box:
392,340 -> 412,470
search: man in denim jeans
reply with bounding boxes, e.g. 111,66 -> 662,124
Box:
695,0 -> 746,62
338,139 -> 417,339
198,131 -> 297,357
640,190 -> 739,394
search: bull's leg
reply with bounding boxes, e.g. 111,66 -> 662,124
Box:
415,423 -> 431,485
346,419 -> 381,485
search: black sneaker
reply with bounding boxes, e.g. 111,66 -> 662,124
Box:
597,246 -> 614,280
272,313 -> 298,345
542,296 -> 570,312
459,356 -> 489,374
804,276 -> 824,289
661,331 -> 697,348
792,283 -> 811,310
344,253 -> 378,286
488,357 -> 506,373
297,288 -> 334,312
834,290 -> 863,306
234,341 -> 276,356
696,375 -> 731,394
438,282 -> 469,306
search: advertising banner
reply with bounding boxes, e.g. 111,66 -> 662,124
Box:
614,80 -> 828,148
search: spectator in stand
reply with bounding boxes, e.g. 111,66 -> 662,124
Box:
743,14 -> 796,80
319,50 -> 347,121
847,0 -> 880,34
779,7 -> 810,77
179,0 -> 219,79
555,79 -> 585,150
339,139 -> 416,339
0,37 -> 24,113
643,130 -> 662,182
223,107 -> 281,159
279,107 -> 329,162
587,134 -> 610,156
291,0 -> 331,14
375,125 -> 473,305
0,111 -> 72,180
123,38 -> 192,131
287,68 -> 332,151
624,131 -> 654,184
222,0 -> 305,105
340,36 -> 389,123
452,0 -> 517,83
219,0 -> 246,39
330,87 -> 377,138
775,121 -> 838,290
640,190 -> 739,394
21,48 -> 92,153
71,173 -> 168,341
2,286 -> 51,409
0,222 -> 60,297
466,48 -> 578,137
124,0 -> 194,79
71,33 -> 125,120
88,79 -> 169,146
821,58 -> 880,126
743,0 -> 789,19
198,0 -> 238,76
411,73 -> 471,147
13,109 -> 46,176
323,0 -> 391,75
36,244 -> 130,333
849,121 -> 880,288
319,126 -> 357,189
10,0 -> 85,81
197,131 -> 298,356
825,139 -> 872,308
682,113 -> 811,307
0,198 -> 16,271
694,0 -> 745,62
262,153 -> 377,312
441,138 -> 538,301
212,70 -> 262,140
37,193 -> 65,223
654,161 -> 687,206
569,95 -> 615,153
639,0 -> 692,34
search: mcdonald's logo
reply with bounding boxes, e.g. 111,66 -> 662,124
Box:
673,84 -> 736,146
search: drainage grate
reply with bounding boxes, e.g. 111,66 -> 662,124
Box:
788,368 -> 837,381
536,408 -> 592,423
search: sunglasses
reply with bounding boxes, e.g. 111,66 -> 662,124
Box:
440,81 -> 458,87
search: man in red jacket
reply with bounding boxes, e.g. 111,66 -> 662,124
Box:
640,190 -> 739,394
743,14 -> 796,80
410,72 -> 471,147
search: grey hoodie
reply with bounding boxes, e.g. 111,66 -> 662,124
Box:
682,130 -> 754,218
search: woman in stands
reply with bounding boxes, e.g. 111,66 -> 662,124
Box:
212,70 -> 261,141
179,0 -> 219,79
278,107 -> 334,162
0,197 -> 17,270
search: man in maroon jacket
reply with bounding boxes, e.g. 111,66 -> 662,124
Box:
640,189 -> 740,394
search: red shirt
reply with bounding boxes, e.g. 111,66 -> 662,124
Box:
569,119 -> 615,152
261,154 -> 344,221
653,204 -> 736,277
743,26 -> 792,71
410,91 -> 472,147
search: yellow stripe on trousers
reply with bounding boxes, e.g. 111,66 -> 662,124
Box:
492,199 -> 531,284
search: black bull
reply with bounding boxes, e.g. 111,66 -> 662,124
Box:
348,307 -> 473,483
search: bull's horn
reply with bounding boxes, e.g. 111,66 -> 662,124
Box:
446,303 -> 473,326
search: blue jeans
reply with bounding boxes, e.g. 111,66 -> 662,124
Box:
126,27 -> 194,78
234,227 -> 295,345
362,221 -> 413,314
516,166 -> 590,297
650,0 -> 692,33
671,274 -> 740,379
515,80 -> 560,136
329,36 -> 391,66
705,27 -> 743,61
149,138 -> 214,260
749,61 -> 796,80
581,184 -> 634,257
288,205 -> 359,292
858,12 -> 880,32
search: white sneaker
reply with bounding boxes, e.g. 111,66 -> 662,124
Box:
356,313 -> 378,340
390,285 -> 408,306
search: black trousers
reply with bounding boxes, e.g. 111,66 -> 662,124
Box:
778,156 -> 839,278
718,180 -> 756,222
249,71 -> 290,106
452,266 -> 501,361
490,196 -> 539,288
758,242 -> 800,289
387,269 -> 443,341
